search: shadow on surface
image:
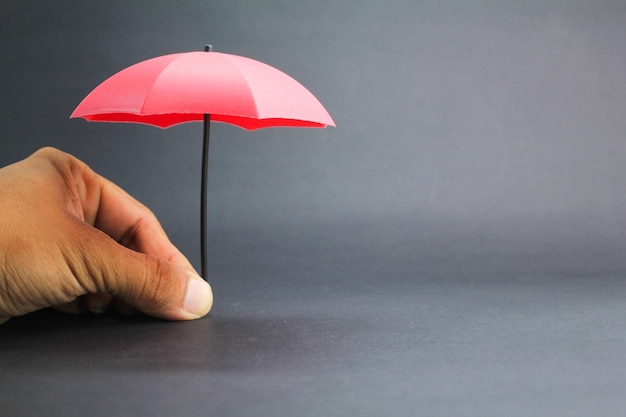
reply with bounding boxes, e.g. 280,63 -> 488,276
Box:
0,309 -> 357,374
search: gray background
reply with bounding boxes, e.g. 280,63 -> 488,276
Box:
2,1 -> 626,416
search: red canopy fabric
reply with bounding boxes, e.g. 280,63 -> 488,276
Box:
71,51 -> 335,130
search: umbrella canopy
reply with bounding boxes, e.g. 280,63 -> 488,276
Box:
71,50 -> 335,129
71,47 -> 334,281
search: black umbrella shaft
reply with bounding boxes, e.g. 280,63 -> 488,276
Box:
201,113 -> 211,280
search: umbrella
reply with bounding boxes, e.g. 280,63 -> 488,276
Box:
71,45 -> 335,280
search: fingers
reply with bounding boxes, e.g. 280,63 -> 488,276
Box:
54,294 -> 130,316
95,178 -> 195,271
69,223 -> 212,320
83,293 -> 114,314
19,148 -> 212,321
52,149 -> 198,276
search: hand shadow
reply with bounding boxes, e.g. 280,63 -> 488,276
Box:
0,308 -> 360,374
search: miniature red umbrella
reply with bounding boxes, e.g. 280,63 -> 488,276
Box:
71,45 -> 334,279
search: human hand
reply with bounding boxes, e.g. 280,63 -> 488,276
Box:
0,147 -> 213,324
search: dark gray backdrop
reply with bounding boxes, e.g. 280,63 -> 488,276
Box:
2,1 -> 626,416
3,1 -> 626,253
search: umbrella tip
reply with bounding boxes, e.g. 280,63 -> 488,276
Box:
204,44 -> 213,52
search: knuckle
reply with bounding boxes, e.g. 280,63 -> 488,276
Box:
33,146 -> 64,161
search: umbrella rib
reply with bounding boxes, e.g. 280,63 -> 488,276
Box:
137,56 -> 181,116
226,56 -> 260,118
136,53 -> 260,120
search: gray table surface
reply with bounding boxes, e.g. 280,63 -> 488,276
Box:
2,218 -> 626,417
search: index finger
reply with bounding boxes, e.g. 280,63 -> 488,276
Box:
65,153 -> 198,275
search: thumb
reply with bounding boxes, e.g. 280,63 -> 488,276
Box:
76,229 -> 213,321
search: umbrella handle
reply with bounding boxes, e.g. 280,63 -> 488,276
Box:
201,113 -> 211,280
200,45 -> 212,280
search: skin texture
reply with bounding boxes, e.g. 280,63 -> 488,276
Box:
0,147 -> 213,325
